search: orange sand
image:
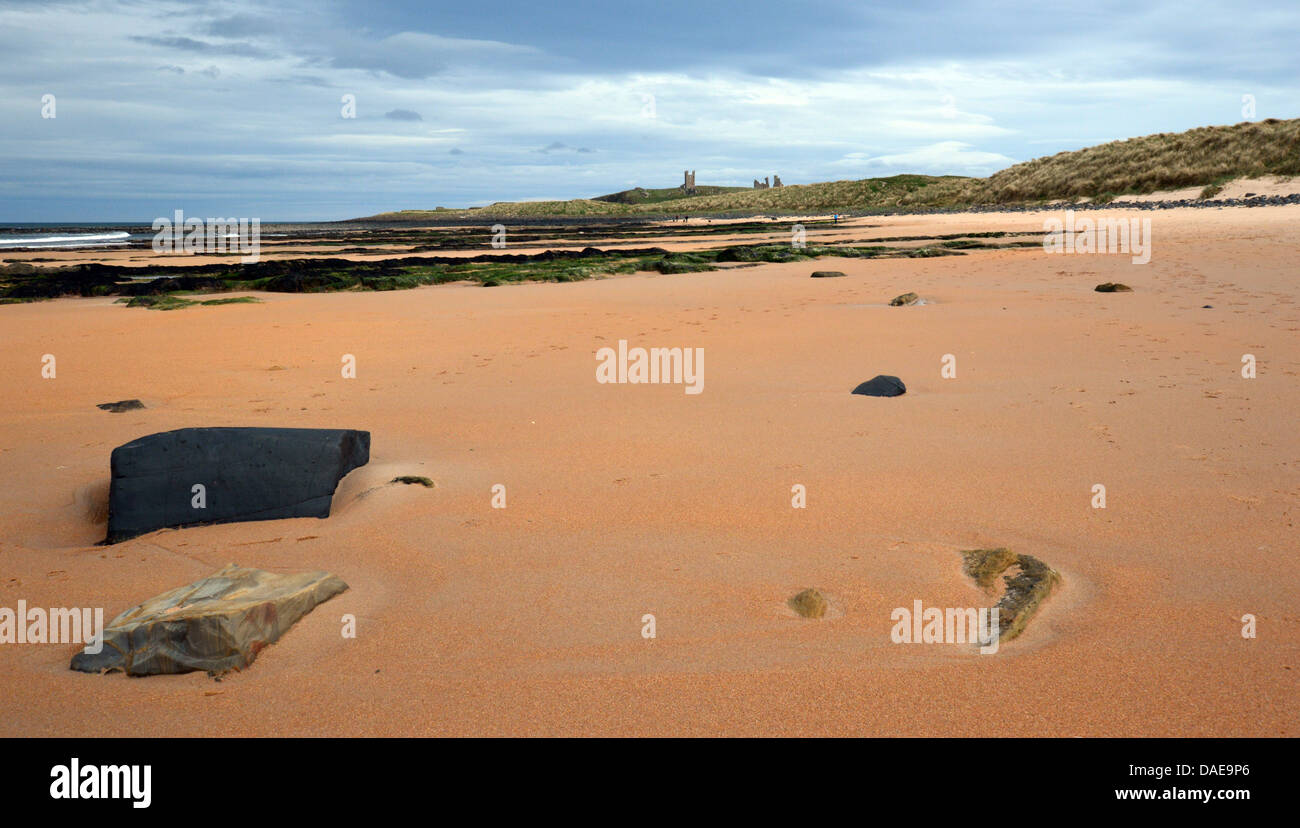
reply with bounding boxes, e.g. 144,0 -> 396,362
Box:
0,205 -> 1296,736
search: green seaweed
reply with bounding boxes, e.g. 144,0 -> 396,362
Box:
390,476 -> 435,488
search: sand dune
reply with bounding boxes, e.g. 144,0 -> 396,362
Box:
0,205 -> 1296,736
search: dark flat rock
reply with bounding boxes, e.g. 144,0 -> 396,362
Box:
890,292 -> 921,306
810,270 -> 846,278
70,564 -> 348,676
852,375 -> 906,397
97,399 -> 145,413
105,427 -> 370,543
1094,282 -> 1133,292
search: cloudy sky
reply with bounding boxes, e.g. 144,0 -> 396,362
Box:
1,0 -> 1296,221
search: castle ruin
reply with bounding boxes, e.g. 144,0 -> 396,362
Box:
681,170 -> 783,192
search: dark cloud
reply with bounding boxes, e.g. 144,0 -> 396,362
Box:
537,142 -> 595,155
201,14 -> 278,38
324,31 -> 540,80
327,35 -> 447,79
130,36 -> 269,59
266,74 -> 335,87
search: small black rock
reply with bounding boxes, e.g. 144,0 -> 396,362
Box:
852,375 -> 906,397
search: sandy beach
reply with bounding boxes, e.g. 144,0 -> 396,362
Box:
0,205 -> 1295,737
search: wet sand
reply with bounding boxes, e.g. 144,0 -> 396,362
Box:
0,205 -> 1296,736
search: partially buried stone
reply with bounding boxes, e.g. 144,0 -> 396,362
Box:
810,270 -> 846,278
890,292 -> 920,306
852,375 -> 906,397
70,564 -> 348,676
105,427 -> 370,543
97,399 -> 144,413
1094,282 -> 1132,292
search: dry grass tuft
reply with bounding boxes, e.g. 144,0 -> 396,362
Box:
788,588 -> 828,619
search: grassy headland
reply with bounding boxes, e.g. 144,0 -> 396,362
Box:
363,118 -> 1299,220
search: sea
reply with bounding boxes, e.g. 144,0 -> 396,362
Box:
0,225 -> 139,250
0,223 -> 328,252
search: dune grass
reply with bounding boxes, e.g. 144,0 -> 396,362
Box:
975,118 -> 1300,203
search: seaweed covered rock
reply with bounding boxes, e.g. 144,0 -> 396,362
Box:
70,564 -> 348,676
105,427 -> 370,543
960,548 -> 1061,642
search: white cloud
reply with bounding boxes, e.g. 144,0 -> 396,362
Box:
1,0 -> 1297,218
835,141 -> 1016,173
